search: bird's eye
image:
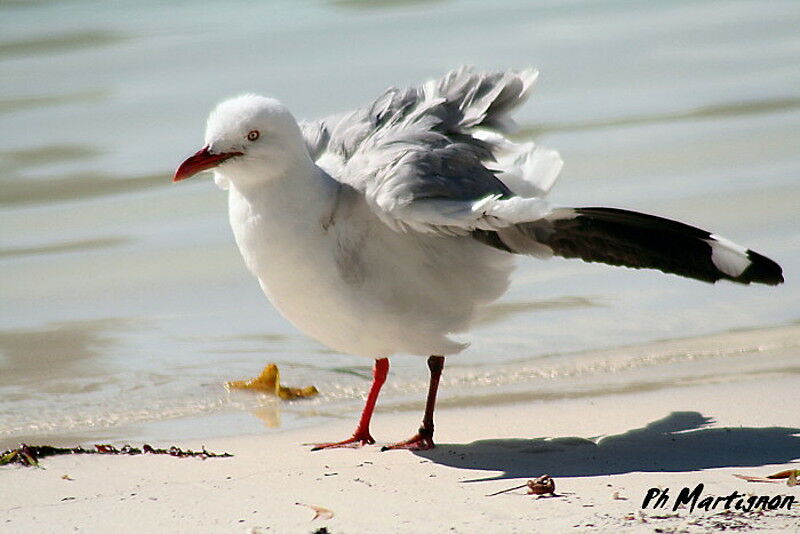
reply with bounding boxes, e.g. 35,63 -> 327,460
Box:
247,130 -> 260,141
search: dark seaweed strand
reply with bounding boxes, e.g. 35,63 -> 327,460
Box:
1,443 -> 233,467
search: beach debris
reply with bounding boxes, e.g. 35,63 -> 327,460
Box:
733,474 -> 780,484
486,483 -> 528,497
295,502 -> 334,520
528,474 -> 556,495
0,444 -> 39,467
227,363 -> 319,400
486,474 -> 557,497
734,469 -> 799,486
768,469 -> 799,486
0,443 -> 233,467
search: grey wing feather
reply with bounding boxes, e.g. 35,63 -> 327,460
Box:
300,71 -> 784,288
300,67 -> 542,233
299,120 -> 330,161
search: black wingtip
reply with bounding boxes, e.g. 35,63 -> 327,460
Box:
741,250 -> 784,286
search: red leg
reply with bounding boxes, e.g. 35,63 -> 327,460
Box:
311,358 -> 389,450
382,355 -> 444,451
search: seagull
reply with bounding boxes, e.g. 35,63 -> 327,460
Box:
174,67 -> 783,451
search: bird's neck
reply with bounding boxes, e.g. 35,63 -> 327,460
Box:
228,155 -> 338,231
226,156 -> 341,288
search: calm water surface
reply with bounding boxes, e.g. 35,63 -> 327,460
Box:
1,0 -> 799,448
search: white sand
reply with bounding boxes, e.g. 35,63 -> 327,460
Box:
3,367 -> 799,533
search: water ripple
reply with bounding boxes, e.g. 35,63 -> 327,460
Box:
519,96 -> 800,137
0,89 -> 110,114
0,30 -> 125,59
0,236 -> 130,259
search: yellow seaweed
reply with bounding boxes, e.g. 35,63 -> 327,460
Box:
227,363 -> 319,400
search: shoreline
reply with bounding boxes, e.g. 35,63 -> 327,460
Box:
3,373 -> 798,533
3,321 -> 798,453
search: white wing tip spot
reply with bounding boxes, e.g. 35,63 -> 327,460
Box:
706,234 -> 751,278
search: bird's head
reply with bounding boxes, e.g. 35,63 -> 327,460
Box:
174,94 -> 307,188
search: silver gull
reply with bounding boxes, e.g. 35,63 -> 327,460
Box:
174,67 -> 783,450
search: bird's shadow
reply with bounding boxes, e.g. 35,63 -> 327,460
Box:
414,411 -> 800,482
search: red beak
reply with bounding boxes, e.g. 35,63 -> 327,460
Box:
173,146 -> 243,182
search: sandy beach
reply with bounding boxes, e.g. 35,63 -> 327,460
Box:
3,1 -> 799,532
4,346 -> 798,533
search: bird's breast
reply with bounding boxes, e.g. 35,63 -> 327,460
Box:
226,182 -> 377,350
223,178 -> 513,357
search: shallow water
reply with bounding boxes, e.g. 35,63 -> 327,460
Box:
1,0 -> 799,448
